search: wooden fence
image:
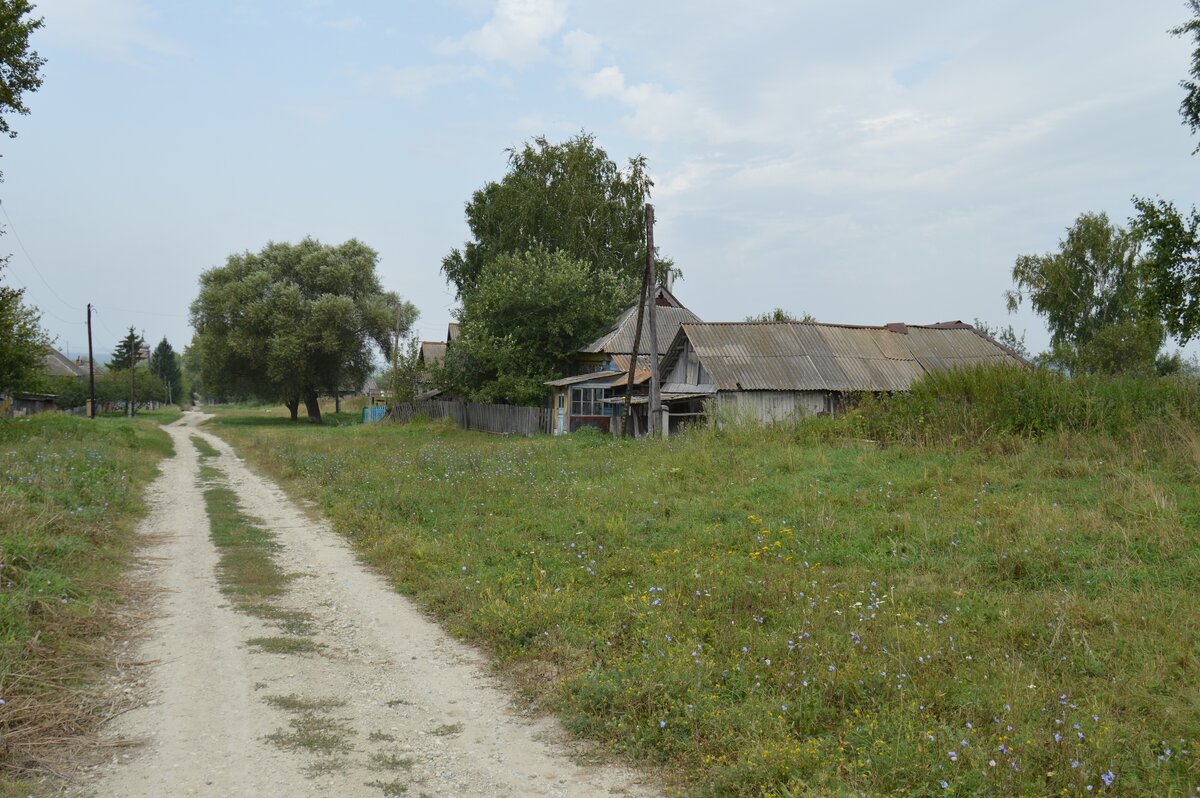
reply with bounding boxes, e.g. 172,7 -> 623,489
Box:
388,400 -> 551,436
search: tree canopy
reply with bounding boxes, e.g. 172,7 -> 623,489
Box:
1174,0 -> 1200,152
1007,212 -> 1164,375
438,133 -> 672,404
439,249 -> 630,405
149,337 -> 182,404
190,237 -> 416,422
0,262 -> 48,395
109,327 -> 146,371
441,132 -> 669,299
744,308 -> 816,323
0,0 -> 44,141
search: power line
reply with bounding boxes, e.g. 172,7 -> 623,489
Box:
0,269 -> 85,327
0,199 -> 81,312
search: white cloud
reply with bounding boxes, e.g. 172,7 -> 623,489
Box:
580,65 -> 733,143
38,0 -> 181,65
440,0 -> 567,68
560,29 -> 602,71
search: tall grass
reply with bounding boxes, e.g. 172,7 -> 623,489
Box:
211,375 -> 1200,796
831,364 -> 1200,447
0,414 -> 172,783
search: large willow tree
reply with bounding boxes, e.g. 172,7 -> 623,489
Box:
190,238 -> 416,423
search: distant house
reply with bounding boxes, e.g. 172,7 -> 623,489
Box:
657,320 -> 1029,428
411,323 -> 461,401
43,348 -> 89,379
546,285 -> 701,435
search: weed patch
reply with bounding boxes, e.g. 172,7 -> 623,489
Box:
247,636 -> 321,655
265,712 -> 353,754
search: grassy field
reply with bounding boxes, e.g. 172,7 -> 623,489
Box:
209,378 -> 1199,797
0,412 -> 174,789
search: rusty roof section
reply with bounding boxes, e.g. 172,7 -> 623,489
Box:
663,320 -> 1026,392
580,287 -> 701,356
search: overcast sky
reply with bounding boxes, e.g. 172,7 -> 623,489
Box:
4,0 -> 1199,362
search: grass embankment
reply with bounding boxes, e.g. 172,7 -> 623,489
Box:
0,414 -> 172,787
210,370 -> 1200,796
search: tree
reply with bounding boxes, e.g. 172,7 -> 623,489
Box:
442,132 -> 671,298
148,337 -> 182,404
745,308 -> 816,323
440,133 -> 673,404
1006,212 -> 1164,375
109,327 -> 146,370
190,237 -> 416,423
0,0 -> 44,140
0,262 -> 48,395
439,249 -> 630,405
1174,0 -> 1200,152
972,318 -> 1032,360
380,335 -> 422,403
1131,197 -> 1200,343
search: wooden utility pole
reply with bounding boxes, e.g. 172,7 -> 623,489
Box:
86,304 -> 95,419
128,331 -> 136,418
645,204 -> 663,437
621,247 -> 650,437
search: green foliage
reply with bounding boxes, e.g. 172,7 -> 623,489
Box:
835,363 -> 1200,446
212,401 -> 1200,797
442,132 -> 668,298
0,0 -> 44,141
189,237 -> 417,422
972,318 -> 1031,360
744,308 -> 817,323
148,337 -> 183,403
1174,0 -> 1200,153
379,335 -> 422,403
440,249 -> 630,404
107,326 -> 145,371
0,414 -> 171,776
1131,196 -> 1200,343
1007,212 -> 1164,375
0,263 -> 49,394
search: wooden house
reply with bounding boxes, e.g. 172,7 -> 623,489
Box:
546,285 -> 700,435
657,320 -> 1028,428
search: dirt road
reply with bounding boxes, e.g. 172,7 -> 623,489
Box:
79,412 -> 657,797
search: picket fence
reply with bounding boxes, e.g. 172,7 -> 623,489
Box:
388,400 -> 551,436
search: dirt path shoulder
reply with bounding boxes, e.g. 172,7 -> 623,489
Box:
78,411 -> 658,798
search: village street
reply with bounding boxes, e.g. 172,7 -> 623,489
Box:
75,412 -> 656,798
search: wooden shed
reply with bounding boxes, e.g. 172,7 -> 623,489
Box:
659,320 -> 1029,426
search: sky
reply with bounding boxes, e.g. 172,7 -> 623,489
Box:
3,0 -> 1199,363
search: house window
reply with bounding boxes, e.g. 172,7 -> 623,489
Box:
571,386 -> 612,416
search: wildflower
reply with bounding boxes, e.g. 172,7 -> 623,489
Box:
940,781 -> 949,789
1100,770 -> 1115,787
1071,760 -> 1081,768
659,720 -> 666,728
947,751 -> 957,762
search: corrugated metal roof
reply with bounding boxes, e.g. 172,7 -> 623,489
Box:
667,321 -> 1025,392
580,303 -> 702,355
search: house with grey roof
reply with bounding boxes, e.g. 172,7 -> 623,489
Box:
657,320 -> 1028,429
547,285 -> 701,435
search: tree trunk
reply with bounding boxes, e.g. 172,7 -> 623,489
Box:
286,398 -> 300,421
303,393 -> 323,424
